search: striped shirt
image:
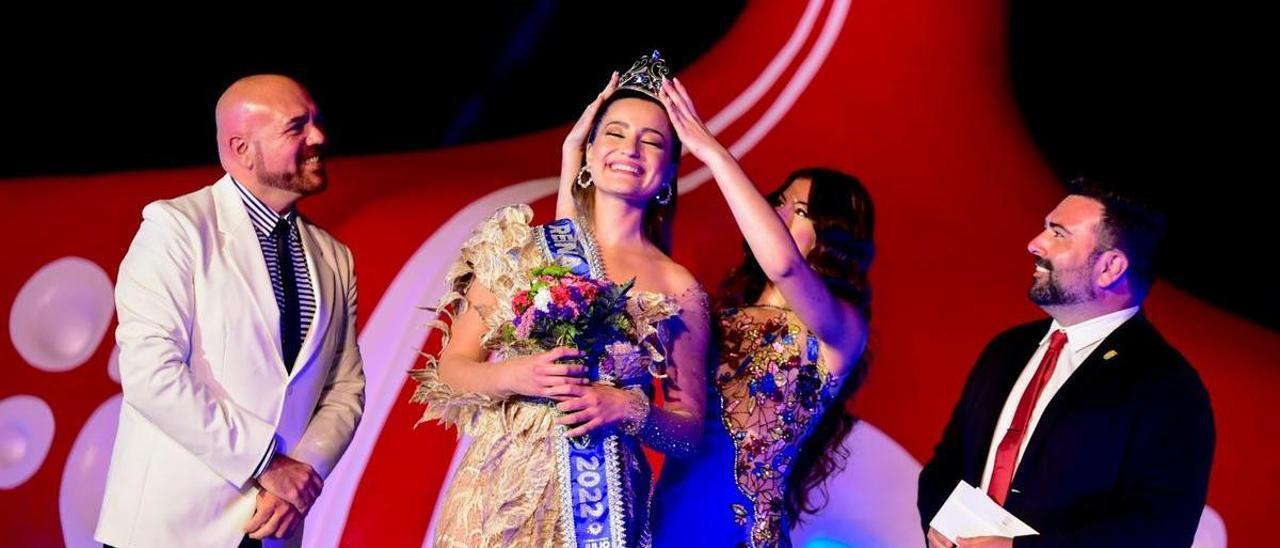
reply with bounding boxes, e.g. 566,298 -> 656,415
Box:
231,177 -> 316,478
231,178 -> 316,349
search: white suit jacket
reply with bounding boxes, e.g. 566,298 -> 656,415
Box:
96,175 -> 365,548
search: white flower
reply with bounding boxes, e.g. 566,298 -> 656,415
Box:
533,287 -> 552,313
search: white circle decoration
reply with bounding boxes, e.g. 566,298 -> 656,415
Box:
9,257 -> 115,372
107,345 -> 121,384
59,394 -> 122,548
0,395 -> 56,489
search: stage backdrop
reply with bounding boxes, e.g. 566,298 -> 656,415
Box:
1,1 -> 1271,546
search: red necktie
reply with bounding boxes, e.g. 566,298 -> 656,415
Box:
987,329 -> 1069,505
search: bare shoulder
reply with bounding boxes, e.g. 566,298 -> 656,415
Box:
647,252 -> 704,298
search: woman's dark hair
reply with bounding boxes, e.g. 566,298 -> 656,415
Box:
718,167 -> 876,526
572,88 -> 682,254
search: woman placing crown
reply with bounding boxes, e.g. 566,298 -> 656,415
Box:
649,79 -> 874,548
411,52 -> 710,547
555,74 -> 876,546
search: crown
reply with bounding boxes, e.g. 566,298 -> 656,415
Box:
617,50 -> 670,98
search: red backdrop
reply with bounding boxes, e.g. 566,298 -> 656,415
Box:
2,1 -> 1273,546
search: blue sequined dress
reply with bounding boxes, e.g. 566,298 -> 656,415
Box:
652,306 -> 840,548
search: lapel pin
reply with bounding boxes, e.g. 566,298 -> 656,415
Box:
1103,350 -> 1118,361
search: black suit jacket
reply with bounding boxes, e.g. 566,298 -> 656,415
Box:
917,314 -> 1215,547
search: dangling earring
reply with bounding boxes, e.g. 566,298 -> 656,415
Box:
576,165 -> 594,189
655,183 -> 672,205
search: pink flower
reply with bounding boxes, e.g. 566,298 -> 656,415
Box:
550,285 -> 571,306
512,291 -> 532,314
515,307 -> 536,339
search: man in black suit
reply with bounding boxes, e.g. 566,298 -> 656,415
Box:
917,179 -> 1214,547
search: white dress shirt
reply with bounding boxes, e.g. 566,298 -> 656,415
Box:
979,306 -> 1141,491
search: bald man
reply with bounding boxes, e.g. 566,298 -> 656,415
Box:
96,75 -> 365,548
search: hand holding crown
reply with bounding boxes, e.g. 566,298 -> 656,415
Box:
563,71 -> 619,156
659,77 -> 731,164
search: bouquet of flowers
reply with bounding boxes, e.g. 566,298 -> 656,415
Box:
500,265 -> 638,380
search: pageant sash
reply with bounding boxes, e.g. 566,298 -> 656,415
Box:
537,218 -> 596,278
556,428 -> 628,548
538,218 -> 629,547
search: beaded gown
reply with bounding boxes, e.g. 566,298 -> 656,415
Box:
651,305 -> 841,548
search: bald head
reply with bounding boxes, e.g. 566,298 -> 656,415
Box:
215,75 -> 327,209
216,75 -> 310,159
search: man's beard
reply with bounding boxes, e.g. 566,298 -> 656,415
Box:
1028,257 -> 1096,306
255,145 -> 327,196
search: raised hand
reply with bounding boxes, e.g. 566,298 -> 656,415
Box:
658,77 -> 729,162
564,71 -> 620,155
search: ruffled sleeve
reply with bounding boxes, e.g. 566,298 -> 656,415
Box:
408,204 -> 537,432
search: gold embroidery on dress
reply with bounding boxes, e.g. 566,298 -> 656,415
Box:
408,205 -> 702,547
716,307 -> 839,547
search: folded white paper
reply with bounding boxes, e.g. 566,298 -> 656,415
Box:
929,481 -> 1039,542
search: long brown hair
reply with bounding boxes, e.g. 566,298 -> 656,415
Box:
718,167 -> 875,526
571,88 -> 682,254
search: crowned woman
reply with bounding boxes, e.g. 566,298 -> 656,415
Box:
410,52 -> 711,548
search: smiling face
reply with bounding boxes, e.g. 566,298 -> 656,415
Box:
217,75 -> 328,201
248,85 -> 327,196
1026,195 -> 1107,306
584,96 -> 676,205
